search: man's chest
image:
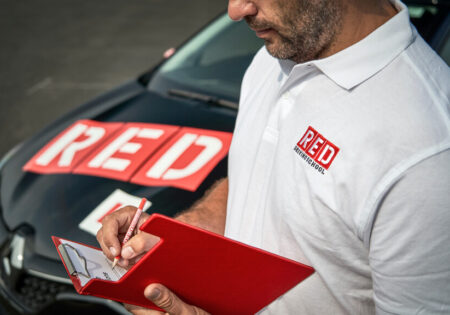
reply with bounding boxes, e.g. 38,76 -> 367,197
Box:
229,78 -> 392,239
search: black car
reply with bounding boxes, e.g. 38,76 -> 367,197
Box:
0,2 -> 448,314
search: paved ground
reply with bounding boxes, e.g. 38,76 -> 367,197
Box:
0,0 -> 227,157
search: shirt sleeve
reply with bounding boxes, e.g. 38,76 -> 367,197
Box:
369,149 -> 450,315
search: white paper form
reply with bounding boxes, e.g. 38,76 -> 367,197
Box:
59,239 -> 127,286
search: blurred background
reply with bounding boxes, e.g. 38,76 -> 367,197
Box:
0,0 -> 227,158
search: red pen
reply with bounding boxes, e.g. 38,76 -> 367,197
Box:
112,197 -> 147,269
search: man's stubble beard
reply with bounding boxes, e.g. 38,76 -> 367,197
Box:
247,0 -> 343,63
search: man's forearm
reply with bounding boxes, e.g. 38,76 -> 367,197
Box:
175,178 -> 228,235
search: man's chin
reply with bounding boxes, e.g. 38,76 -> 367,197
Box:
265,41 -> 296,61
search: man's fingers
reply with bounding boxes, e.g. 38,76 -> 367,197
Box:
144,284 -> 210,315
97,206 -> 134,259
124,303 -> 165,315
145,284 -> 184,314
96,206 -> 150,260
121,232 -> 160,260
96,222 -> 120,260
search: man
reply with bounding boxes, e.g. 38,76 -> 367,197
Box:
97,0 -> 450,314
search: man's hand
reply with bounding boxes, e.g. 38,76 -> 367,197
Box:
96,206 -> 159,267
97,178 -> 228,267
125,283 -> 210,315
97,178 -> 228,312
98,208 -> 212,315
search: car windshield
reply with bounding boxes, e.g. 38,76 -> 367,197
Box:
147,14 -> 263,103
148,5 -> 449,103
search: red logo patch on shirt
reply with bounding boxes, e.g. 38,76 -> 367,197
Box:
293,126 -> 339,174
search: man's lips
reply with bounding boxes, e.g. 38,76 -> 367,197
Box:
253,28 -> 274,38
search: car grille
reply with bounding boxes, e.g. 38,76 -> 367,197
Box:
16,274 -> 74,310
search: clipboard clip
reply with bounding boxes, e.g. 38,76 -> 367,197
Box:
58,243 -> 91,278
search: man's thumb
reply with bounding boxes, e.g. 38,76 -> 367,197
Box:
145,284 -> 183,314
121,233 -> 160,259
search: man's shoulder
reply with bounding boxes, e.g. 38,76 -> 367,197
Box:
360,31 -> 449,125
392,32 -> 449,101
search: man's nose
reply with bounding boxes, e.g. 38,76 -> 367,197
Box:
228,0 -> 257,21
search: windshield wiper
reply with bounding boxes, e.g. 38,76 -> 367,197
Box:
168,89 -> 238,110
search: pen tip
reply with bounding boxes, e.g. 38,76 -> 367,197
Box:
112,258 -> 118,269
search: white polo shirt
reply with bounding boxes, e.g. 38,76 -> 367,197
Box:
225,1 -> 450,314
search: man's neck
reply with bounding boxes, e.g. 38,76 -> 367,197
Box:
318,0 -> 398,60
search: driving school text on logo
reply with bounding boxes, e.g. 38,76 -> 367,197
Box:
293,126 -> 339,175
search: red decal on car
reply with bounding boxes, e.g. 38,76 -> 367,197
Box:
131,127 -> 232,191
23,120 -> 232,191
23,120 -> 124,174
73,123 -> 179,181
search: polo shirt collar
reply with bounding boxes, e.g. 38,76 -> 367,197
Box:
280,0 -> 415,90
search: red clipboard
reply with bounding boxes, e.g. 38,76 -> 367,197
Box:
53,214 -> 314,314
